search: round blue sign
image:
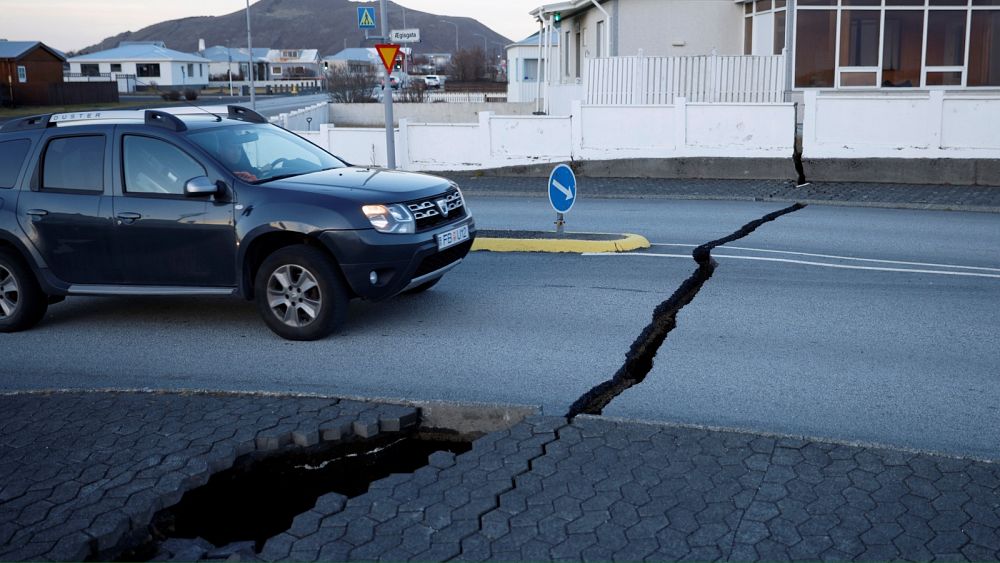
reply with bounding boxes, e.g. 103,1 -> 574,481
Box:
548,164 -> 577,214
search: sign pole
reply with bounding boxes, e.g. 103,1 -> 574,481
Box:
380,0 -> 397,169
555,213 -> 565,234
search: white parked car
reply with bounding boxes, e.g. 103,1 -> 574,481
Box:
423,75 -> 442,89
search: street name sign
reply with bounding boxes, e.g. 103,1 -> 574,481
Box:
375,44 -> 401,74
357,7 -> 377,29
390,29 -> 421,43
548,164 -> 577,214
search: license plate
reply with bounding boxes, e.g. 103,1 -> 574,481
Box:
436,225 -> 470,251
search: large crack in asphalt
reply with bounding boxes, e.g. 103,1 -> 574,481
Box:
566,203 -> 807,418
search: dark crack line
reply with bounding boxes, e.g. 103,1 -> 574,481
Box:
448,422 -> 569,562
566,203 -> 807,418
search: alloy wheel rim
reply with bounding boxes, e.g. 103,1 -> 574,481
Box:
266,264 -> 322,328
0,266 -> 19,319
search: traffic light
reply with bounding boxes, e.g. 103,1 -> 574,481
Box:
553,12 -> 562,29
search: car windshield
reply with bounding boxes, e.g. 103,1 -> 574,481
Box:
187,124 -> 345,184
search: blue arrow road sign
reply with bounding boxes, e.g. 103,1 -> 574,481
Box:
548,164 -> 577,214
358,7 -> 377,29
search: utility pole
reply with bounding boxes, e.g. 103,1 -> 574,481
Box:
245,0 -> 256,110
441,20 -> 459,53
381,0 -> 396,169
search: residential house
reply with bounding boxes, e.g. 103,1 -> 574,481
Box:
67,42 -> 210,91
506,31 -> 559,105
266,49 -> 322,80
323,48 -> 380,75
200,45 -> 270,82
0,40 -> 67,106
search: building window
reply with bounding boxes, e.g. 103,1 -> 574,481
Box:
80,64 -> 100,77
187,63 -> 194,77
745,17 -> 754,55
16,65 -> 27,83
883,10 -> 923,87
775,10 -> 786,54
596,20 -> 605,58
564,31 -> 571,77
110,63 -> 122,72
575,31 -> 582,78
273,66 -> 282,75
136,63 -> 160,77
796,3 -> 1000,88
199,64 -> 203,77
969,10 -> 1000,86
795,10 -> 837,87
524,58 -> 539,81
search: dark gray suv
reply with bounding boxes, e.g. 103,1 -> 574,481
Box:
0,106 -> 475,340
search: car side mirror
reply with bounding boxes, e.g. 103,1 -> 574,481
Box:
184,176 -> 219,196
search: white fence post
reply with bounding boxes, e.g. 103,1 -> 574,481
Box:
478,111 -> 494,167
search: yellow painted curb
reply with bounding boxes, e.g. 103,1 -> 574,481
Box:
472,233 -> 650,254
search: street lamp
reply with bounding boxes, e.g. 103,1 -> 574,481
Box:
245,0 -> 256,110
472,33 -> 488,55
441,20 -> 459,52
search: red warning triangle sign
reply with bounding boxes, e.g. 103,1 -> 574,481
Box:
375,44 -> 401,74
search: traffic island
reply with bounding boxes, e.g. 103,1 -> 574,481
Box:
472,230 -> 650,253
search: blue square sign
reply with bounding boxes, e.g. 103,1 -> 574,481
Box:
358,6 -> 377,29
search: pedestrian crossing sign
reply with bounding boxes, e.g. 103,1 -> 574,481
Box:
358,7 -> 376,29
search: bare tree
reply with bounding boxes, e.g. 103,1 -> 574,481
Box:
326,69 -> 377,103
448,47 -> 487,82
399,80 -> 427,103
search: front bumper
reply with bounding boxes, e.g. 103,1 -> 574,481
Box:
319,216 -> 476,301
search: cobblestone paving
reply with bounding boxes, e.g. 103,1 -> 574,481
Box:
4,392 -> 1000,562
269,416 -> 1000,562
0,391 -> 418,562
454,176 -> 1000,211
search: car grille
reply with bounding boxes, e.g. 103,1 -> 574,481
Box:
406,188 -> 467,231
414,240 -> 473,278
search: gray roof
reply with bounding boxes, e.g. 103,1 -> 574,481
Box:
200,46 -> 270,63
510,31 -> 561,48
69,43 -> 209,63
324,48 -> 379,63
0,41 -> 66,61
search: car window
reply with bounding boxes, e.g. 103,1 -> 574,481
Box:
123,136 -> 205,196
188,124 -> 344,184
42,136 -> 105,192
0,139 -> 31,189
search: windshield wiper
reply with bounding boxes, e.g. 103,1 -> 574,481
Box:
255,172 -> 308,184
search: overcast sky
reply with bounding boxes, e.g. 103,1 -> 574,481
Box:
0,0 -> 543,52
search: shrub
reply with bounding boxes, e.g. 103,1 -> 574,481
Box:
183,89 -> 199,101
161,90 -> 181,101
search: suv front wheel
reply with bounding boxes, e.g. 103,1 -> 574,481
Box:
254,246 -> 349,341
0,248 -> 48,333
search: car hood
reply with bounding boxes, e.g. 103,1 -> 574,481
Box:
267,167 -> 454,203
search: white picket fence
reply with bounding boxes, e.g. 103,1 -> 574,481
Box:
269,102 -> 328,131
426,92 -> 508,103
587,54 -> 786,105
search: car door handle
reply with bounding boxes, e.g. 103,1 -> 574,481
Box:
25,209 -> 48,218
116,212 -> 142,225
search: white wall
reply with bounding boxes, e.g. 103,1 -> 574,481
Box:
617,0 -> 744,57
803,90 -> 1000,158
269,102 -> 328,131
300,102 -> 794,171
329,102 -> 537,127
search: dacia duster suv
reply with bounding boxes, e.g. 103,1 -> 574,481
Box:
0,106 -> 475,340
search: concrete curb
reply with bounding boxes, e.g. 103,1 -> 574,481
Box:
472,232 -> 651,253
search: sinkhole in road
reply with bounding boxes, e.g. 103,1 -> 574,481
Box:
146,433 -> 471,555
567,203 -> 807,418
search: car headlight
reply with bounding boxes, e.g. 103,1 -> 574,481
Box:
362,203 -> 415,234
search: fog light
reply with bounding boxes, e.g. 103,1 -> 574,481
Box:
369,271 -> 379,285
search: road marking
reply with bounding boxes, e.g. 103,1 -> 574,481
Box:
650,243 -> 1000,273
583,252 -> 1000,279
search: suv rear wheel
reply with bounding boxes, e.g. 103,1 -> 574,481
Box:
254,246 -> 349,341
0,248 -> 48,333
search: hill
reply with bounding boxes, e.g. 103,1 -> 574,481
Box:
77,0 -> 512,58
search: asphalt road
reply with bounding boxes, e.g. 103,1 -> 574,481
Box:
2,197 -> 998,459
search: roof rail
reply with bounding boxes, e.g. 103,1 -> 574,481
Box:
144,110 -> 187,132
0,114 -> 52,133
227,105 -> 268,124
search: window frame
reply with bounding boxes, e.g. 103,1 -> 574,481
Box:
120,134 -> 208,200
136,63 -> 160,78
792,0 -> 1000,89
38,134 -> 107,195
16,65 -> 26,83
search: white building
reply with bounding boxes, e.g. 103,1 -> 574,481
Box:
67,42 -> 210,91
266,49 -> 322,80
506,31 -> 559,106
200,46 -> 271,82
323,48 -> 380,75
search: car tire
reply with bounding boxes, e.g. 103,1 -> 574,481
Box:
254,246 -> 349,341
403,276 -> 442,295
0,248 -> 49,333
